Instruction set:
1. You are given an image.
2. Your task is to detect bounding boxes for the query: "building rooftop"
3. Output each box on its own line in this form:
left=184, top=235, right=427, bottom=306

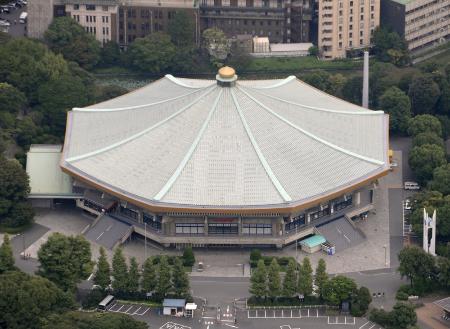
left=163, top=299, right=186, bottom=307
left=300, top=235, right=327, bottom=248
left=389, top=0, right=415, bottom=5
left=61, top=70, right=389, bottom=213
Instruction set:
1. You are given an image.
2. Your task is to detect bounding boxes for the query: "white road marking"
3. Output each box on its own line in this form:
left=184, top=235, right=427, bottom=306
left=132, top=306, right=141, bottom=315
left=106, top=224, right=113, bottom=231
left=359, top=322, right=370, bottom=329
left=224, top=324, right=238, bottom=328
left=368, top=325, right=376, bottom=329
left=139, top=307, right=149, bottom=316
left=87, top=273, right=94, bottom=281
left=96, top=232, right=104, bottom=240
left=159, top=322, right=191, bottom=329
left=116, top=304, right=125, bottom=312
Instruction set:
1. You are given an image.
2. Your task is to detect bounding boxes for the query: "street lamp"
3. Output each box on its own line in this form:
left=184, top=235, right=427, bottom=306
left=383, top=245, right=387, bottom=267
left=144, top=222, right=147, bottom=260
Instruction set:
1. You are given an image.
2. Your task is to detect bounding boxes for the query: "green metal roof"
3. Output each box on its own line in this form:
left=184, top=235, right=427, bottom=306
left=300, top=235, right=326, bottom=248
left=390, top=0, right=415, bottom=5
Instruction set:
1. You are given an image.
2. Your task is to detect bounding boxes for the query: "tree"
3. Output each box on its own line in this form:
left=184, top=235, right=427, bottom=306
left=309, top=46, right=319, bottom=56
left=408, top=144, right=447, bottom=184
left=0, top=271, right=75, bottom=329
left=407, top=114, right=443, bottom=137
left=100, top=41, right=122, bottom=67
left=44, top=17, right=101, bottom=69
left=412, top=132, right=445, bottom=149
left=127, top=257, right=140, bottom=295
left=142, top=257, right=157, bottom=293
left=93, top=247, right=110, bottom=291
left=0, top=234, right=14, bottom=273
left=351, top=286, right=372, bottom=316
left=322, top=275, right=357, bottom=306
left=128, top=33, right=176, bottom=74
left=372, top=27, right=409, bottom=66
left=408, top=75, right=441, bottom=115
left=398, top=246, right=435, bottom=288
left=267, top=258, right=281, bottom=299
left=168, top=11, right=194, bottom=49
left=378, top=87, right=412, bottom=134
left=437, top=256, right=450, bottom=291
left=0, top=82, right=27, bottom=114
left=281, top=260, right=296, bottom=298
left=298, top=257, right=313, bottom=296
left=111, top=248, right=128, bottom=293
left=172, top=257, right=190, bottom=298
left=430, top=164, right=450, bottom=196
left=156, top=255, right=172, bottom=297
left=42, top=311, right=148, bottom=329
left=342, top=76, right=362, bottom=105
left=182, top=246, right=195, bottom=267
left=0, top=156, right=34, bottom=229
left=315, top=258, right=328, bottom=298
left=202, top=27, right=231, bottom=66
left=250, top=259, right=267, bottom=299
left=390, top=302, right=417, bottom=329
left=38, top=233, right=92, bottom=291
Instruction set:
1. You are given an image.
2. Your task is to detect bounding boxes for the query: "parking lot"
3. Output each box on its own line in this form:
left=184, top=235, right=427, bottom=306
left=107, top=302, right=150, bottom=316
left=247, top=307, right=327, bottom=319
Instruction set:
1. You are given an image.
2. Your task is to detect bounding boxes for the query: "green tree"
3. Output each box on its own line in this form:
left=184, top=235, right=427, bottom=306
left=42, top=311, right=148, bottom=329
left=430, top=164, right=450, bottom=196
left=112, top=248, right=128, bottom=293
left=127, top=257, right=140, bottom=295
left=398, top=246, right=435, bottom=288
left=128, top=33, right=176, bottom=74
left=407, top=114, right=443, bottom=137
left=342, top=76, right=362, bottom=105
left=100, top=41, right=122, bottom=67
left=172, top=257, right=190, bottom=298
left=202, top=27, right=231, bottom=65
left=0, top=234, right=14, bottom=273
left=298, top=257, right=313, bottom=296
left=372, top=27, right=409, bottom=66
left=0, top=38, right=69, bottom=102
left=156, top=255, right=172, bottom=297
left=38, top=233, right=92, bottom=291
left=437, top=256, right=450, bottom=291
left=378, top=87, right=412, bottom=134
left=408, top=75, right=441, bottom=115
left=250, top=259, right=267, bottom=299
left=351, top=286, right=372, bottom=316
left=0, top=82, right=27, bottom=114
left=0, top=156, right=34, bottom=229
left=182, top=246, right=195, bottom=267
left=412, top=132, right=445, bottom=149
left=267, top=258, right=281, bottom=299
left=408, top=144, right=447, bottom=184
left=168, top=11, right=195, bottom=48
left=142, top=257, right=157, bottom=293
left=322, top=275, right=357, bottom=306
left=0, top=271, right=75, bottom=329
left=93, top=247, right=111, bottom=291
left=315, top=258, right=328, bottom=298
left=282, top=259, right=297, bottom=298
left=44, top=17, right=101, bottom=69
left=390, top=302, right=417, bottom=329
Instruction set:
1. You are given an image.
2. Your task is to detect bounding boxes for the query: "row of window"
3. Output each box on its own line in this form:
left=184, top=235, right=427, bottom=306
left=73, top=4, right=108, bottom=11
left=202, top=0, right=284, bottom=9
left=176, top=223, right=204, bottom=235
left=242, top=224, right=272, bottom=235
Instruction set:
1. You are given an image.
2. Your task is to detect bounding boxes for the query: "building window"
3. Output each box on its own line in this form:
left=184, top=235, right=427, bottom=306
left=119, top=206, right=138, bottom=220
left=349, top=40, right=353, bottom=46
left=86, top=4, right=96, bottom=10
left=285, top=214, right=305, bottom=232
left=360, top=38, right=364, bottom=45
left=242, top=223, right=272, bottom=235
left=86, top=16, right=89, bottom=22
left=176, top=223, right=203, bottom=235
left=73, top=4, right=79, bottom=10
left=102, top=5, right=108, bottom=11
left=230, top=0, right=237, bottom=6
left=246, top=0, right=253, bottom=8
left=208, top=223, right=238, bottom=235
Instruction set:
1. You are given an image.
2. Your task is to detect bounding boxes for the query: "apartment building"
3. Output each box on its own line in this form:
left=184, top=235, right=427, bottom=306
left=318, top=0, right=380, bottom=59
left=118, top=0, right=200, bottom=47
left=381, top=0, right=450, bottom=52
left=199, top=0, right=313, bottom=43
left=65, top=1, right=119, bottom=44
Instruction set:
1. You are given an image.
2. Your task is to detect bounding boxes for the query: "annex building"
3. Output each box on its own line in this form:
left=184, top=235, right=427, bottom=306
left=28, top=67, right=389, bottom=248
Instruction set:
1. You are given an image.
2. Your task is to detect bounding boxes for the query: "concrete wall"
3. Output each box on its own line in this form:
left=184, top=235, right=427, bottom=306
left=28, top=0, right=55, bottom=39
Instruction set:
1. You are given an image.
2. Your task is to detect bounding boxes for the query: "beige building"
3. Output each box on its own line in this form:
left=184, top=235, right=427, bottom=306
left=318, top=0, right=380, bottom=59
left=381, top=0, right=450, bottom=52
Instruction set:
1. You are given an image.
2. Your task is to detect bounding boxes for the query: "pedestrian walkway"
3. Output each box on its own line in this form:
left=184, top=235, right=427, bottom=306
left=316, top=217, right=365, bottom=252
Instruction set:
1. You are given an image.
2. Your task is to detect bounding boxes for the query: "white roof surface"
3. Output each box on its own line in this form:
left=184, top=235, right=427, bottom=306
left=62, top=75, right=389, bottom=210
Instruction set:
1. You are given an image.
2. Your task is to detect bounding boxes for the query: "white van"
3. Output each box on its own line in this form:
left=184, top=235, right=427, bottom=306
left=404, top=181, right=420, bottom=190
left=19, top=12, right=27, bottom=24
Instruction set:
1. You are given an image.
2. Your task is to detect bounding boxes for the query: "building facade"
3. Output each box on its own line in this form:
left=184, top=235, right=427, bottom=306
left=200, top=0, right=313, bottom=43
left=381, top=0, right=450, bottom=52
left=318, top=0, right=380, bottom=59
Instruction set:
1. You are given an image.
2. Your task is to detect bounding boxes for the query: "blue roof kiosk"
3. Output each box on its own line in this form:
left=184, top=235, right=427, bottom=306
left=299, top=235, right=327, bottom=253
left=163, top=299, right=186, bottom=316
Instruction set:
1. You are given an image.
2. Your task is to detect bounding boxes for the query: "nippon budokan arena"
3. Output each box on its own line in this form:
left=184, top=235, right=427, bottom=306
left=26, top=66, right=389, bottom=251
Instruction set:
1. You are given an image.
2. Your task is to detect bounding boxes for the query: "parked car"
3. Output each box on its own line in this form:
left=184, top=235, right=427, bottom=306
left=404, top=181, right=420, bottom=190
left=0, top=6, right=11, bottom=13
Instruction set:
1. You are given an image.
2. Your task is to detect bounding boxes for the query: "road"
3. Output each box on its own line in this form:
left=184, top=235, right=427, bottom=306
left=0, top=4, right=27, bottom=37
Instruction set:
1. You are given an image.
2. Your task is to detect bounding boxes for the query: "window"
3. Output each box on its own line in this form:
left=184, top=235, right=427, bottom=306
left=360, top=30, right=363, bottom=37
left=285, top=214, right=305, bottom=232
left=214, top=0, right=221, bottom=6
left=119, top=206, right=138, bottom=220
left=230, top=0, right=237, bottom=6
left=208, top=223, right=238, bottom=235
left=246, top=0, right=253, bottom=7
left=86, top=16, right=89, bottom=22
left=349, top=24, right=353, bottom=30
left=93, top=16, right=96, bottom=22
left=349, top=40, right=353, bottom=46
left=73, top=4, right=79, bottom=10
left=102, top=5, right=108, bottom=11
left=242, top=223, right=272, bottom=235
left=86, top=4, right=96, bottom=10
left=176, top=223, right=203, bottom=235
left=360, top=38, right=364, bottom=45
left=349, top=32, right=353, bottom=38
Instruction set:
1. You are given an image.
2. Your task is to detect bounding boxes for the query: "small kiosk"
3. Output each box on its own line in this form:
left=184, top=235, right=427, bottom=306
left=185, top=303, right=198, bottom=317
left=163, top=299, right=186, bottom=316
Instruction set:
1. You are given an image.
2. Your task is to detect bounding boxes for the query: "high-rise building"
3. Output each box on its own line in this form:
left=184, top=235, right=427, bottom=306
left=318, top=0, right=380, bottom=59
left=199, top=0, right=313, bottom=43
left=381, top=0, right=450, bottom=52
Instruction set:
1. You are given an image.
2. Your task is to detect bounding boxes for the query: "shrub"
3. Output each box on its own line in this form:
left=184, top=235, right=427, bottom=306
left=396, top=291, right=409, bottom=301
left=369, top=308, right=392, bottom=327
left=182, top=247, right=195, bottom=267
left=250, top=249, right=262, bottom=262
left=82, top=288, right=107, bottom=309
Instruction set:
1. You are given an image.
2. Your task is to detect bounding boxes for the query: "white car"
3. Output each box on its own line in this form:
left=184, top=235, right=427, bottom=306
left=404, top=199, right=411, bottom=211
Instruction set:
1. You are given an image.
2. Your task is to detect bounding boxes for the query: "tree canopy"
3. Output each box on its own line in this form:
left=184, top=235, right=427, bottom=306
left=372, top=27, right=409, bottom=66
left=202, top=27, right=231, bottom=66
left=111, top=247, right=128, bottom=293
left=430, top=164, right=450, bottom=196
left=128, top=32, right=176, bottom=74
left=168, top=11, right=195, bottom=49
left=0, top=156, right=34, bottom=229
left=0, top=271, right=75, bottom=329
left=408, top=144, right=447, bottom=184
left=298, top=257, right=313, bottom=296
left=378, top=87, right=411, bottom=134
left=44, top=17, right=101, bottom=69
left=38, top=233, right=93, bottom=291
left=408, top=75, right=441, bottom=115
left=315, top=258, right=328, bottom=299
left=250, top=259, right=267, bottom=299
left=282, top=259, right=297, bottom=298
left=408, top=114, right=443, bottom=137
left=0, top=82, right=27, bottom=114
left=172, top=257, right=190, bottom=298
left=267, top=258, right=281, bottom=299
left=93, top=247, right=111, bottom=290
left=322, top=275, right=357, bottom=306
left=398, top=246, right=435, bottom=289
left=0, top=234, right=14, bottom=273
left=141, top=257, right=157, bottom=293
